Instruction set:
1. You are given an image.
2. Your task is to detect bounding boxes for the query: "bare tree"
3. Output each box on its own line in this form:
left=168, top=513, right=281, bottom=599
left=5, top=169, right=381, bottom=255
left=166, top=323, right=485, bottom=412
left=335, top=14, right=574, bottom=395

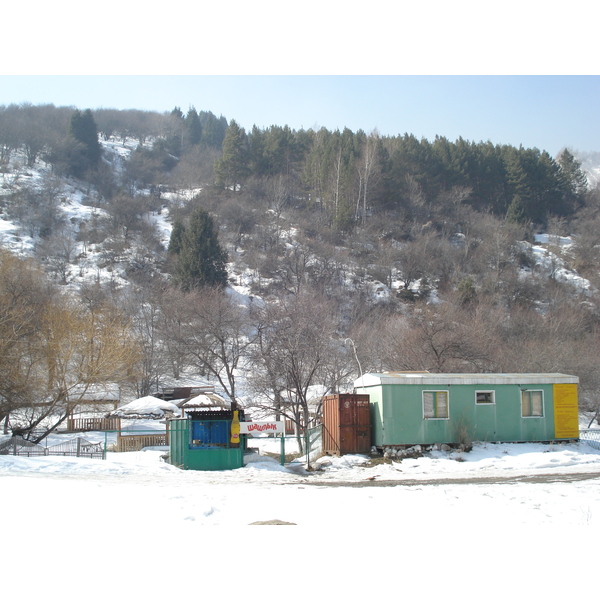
left=356, top=130, right=379, bottom=224
left=397, top=232, right=444, bottom=290
left=171, top=145, right=221, bottom=190
left=575, top=334, right=600, bottom=427
left=156, top=286, right=195, bottom=382
left=305, top=238, right=348, bottom=297
left=22, top=116, right=52, bottom=167
left=0, top=250, right=141, bottom=441
left=571, top=207, right=600, bottom=278
left=276, top=238, right=311, bottom=295
left=0, top=106, right=20, bottom=163
left=0, top=251, right=51, bottom=432
left=116, top=284, right=170, bottom=398
left=11, top=300, right=141, bottom=443
left=217, top=192, right=258, bottom=249
left=176, top=287, right=255, bottom=404
left=248, top=291, right=342, bottom=451
left=35, top=230, right=78, bottom=284
left=372, top=302, right=498, bottom=373
left=105, top=193, right=153, bottom=240
left=470, top=215, right=526, bottom=289
left=7, top=179, right=65, bottom=239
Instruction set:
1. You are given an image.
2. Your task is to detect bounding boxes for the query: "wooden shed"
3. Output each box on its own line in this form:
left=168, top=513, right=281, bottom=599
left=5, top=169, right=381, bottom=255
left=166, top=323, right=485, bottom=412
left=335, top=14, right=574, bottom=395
left=354, top=372, right=579, bottom=448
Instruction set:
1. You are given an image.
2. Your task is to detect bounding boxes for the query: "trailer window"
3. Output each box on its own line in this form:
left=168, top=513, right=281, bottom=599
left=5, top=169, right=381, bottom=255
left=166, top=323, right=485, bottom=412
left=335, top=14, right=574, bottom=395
left=521, top=390, right=543, bottom=417
left=423, top=391, right=449, bottom=419
left=476, top=391, right=495, bottom=405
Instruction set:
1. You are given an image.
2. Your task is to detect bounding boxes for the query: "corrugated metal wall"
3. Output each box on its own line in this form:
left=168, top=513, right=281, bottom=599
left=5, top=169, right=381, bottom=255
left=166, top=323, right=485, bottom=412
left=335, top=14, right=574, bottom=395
left=322, top=394, right=371, bottom=455
left=367, top=381, right=577, bottom=446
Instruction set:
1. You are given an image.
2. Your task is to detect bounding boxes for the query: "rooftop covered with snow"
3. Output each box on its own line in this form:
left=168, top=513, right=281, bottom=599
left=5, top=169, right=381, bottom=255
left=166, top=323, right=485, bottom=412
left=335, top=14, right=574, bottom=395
left=355, top=372, right=579, bottom=387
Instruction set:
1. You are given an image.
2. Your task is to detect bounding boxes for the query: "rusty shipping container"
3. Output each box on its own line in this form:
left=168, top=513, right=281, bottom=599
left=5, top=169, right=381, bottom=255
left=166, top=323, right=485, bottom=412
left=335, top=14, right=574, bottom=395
left=322, top=394, right=371, bottom=455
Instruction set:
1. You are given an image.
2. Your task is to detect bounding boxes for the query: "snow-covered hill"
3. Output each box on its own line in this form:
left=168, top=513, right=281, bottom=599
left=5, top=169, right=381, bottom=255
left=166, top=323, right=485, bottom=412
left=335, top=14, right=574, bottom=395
left=1, top=139, right=598, bottom=300
left=2, top=136, right=600, bottom=415
left=0, top=137, right=175, bottom=292
left=576, top=149, right=600, bottom=188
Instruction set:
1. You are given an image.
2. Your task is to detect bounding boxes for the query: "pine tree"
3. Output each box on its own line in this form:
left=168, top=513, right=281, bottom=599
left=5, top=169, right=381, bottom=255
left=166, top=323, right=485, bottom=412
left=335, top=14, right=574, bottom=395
left=175, top=207, right=228, bottom=290
left=503, top=147, right=534, bottom=221
left=68, top=109, right=101, bottom=176
left=171, top=107, right=183, bottom=119
left=168, top=220, right=185, bottom=255
left=557, top=149, right=588, bottom=213
left=214, top=120, right=249, bottom=190
left=185, top=107, right=202, bottom=147
left=248, top=125, right=268, bottom=176
left=506, top=193, right=528, bottom=224
left=198, top=112, right=228, bottom=149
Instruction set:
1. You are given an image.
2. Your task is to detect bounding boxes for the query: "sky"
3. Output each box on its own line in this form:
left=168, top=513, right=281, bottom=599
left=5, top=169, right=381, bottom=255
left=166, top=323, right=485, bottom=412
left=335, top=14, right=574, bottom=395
left=2, top=2, right=599, bottom=158
left=1, top=75, right=598, bottom=157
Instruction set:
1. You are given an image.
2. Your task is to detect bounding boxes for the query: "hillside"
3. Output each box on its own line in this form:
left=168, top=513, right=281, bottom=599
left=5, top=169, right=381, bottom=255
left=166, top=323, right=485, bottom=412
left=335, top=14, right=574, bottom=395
left=1, top=136, right=174, bottom=290
left=1, top=104, right=600, bottom=440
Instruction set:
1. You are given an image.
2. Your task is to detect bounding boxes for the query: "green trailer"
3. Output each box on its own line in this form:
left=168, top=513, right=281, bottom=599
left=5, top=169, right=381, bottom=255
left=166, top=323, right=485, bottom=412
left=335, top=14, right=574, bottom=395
left=168, top=408, right=246, bottom=470
left=354, top=372, right=579, bottom=448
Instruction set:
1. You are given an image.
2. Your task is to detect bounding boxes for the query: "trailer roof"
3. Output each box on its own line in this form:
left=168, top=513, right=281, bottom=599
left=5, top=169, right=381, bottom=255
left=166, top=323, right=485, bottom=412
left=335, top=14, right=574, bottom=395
left=354, top=372, right=579, bottom=387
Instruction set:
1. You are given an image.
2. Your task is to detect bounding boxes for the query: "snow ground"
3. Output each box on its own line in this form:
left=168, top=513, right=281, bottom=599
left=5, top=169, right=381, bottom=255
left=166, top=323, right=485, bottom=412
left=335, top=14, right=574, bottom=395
left=1, top=438, right=599, bottom=597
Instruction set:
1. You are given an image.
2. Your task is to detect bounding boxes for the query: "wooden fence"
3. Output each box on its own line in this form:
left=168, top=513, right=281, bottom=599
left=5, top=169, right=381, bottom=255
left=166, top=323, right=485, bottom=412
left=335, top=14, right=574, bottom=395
left=67, top=417, right=121, bottom=432
left=116, top=433, right=168, bottom=452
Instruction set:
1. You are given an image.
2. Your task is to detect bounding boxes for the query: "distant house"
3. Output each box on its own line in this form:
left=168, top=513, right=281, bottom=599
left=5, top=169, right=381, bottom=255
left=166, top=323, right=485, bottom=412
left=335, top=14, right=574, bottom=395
left=65, top=384, right=122, bottom=433
left=354, top=372, right=579, bottom=448
left=106, top=396, right=180, bottom=452
left=156, top=386, right=214, bottom=403
left=109, top=396, right=181, bottom=420
left=69, top=383, right=121, bottom=415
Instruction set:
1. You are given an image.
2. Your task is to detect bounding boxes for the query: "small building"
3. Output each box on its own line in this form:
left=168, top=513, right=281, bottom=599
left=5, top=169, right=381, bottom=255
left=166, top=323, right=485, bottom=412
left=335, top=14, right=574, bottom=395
left=157, top=385, right=215, bottom=403
left=66, top=383, right=122, bottom=431
left=354, top=372, right=579, bottom=448
left=108, top=396, right=180, bottom=452
left=109, top=396, right=180, bottom=420
left=168, top=407, right=246, bottom=470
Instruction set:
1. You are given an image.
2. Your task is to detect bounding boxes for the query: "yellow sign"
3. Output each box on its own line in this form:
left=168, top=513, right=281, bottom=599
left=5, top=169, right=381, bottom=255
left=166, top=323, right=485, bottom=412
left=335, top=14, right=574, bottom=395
left=553, top=384, right=579, bottom=439
left=230, top=410, right=241, bottom=445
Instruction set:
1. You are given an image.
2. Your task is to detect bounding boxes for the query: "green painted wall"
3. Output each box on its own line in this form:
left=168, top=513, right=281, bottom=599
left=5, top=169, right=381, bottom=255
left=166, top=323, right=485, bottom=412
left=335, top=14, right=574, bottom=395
left=367, top=382, right=560, bottom=446
left=168, top=419, right=244, bottom=470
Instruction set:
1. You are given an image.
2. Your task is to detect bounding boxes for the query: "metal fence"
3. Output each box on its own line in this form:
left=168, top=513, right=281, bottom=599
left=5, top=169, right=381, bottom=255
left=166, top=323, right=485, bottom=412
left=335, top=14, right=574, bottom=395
left=580, top=428, right=600, bottom=450
left=249, top=424, right=323, bottom=467
left=306, top=424, right=323, bottom=464
left=0, top=435, right=104, bottom=458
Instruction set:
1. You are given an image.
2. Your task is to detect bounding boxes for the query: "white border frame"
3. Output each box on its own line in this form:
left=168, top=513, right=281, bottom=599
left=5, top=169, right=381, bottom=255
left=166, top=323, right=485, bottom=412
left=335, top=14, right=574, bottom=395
left=475, top=390, right=496, bottom=405
left=520, top=389, right=544, bottom=418
left=422, top=390, right=450, bottom=420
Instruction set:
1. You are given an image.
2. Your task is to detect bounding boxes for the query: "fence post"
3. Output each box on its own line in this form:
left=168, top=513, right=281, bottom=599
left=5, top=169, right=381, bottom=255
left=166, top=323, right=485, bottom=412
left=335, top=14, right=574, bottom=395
left=306, top=430, right=310, bottom=470
left=76, top=437, right=81, bottom=457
